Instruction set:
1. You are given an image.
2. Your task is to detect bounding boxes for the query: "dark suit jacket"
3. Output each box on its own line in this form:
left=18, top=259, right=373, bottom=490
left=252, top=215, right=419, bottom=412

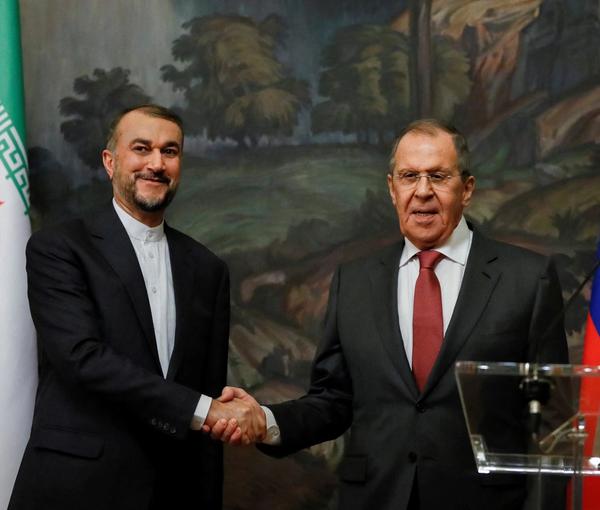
left=261, top=228, right=568, bottom=510
left=9, top=206, right=230, bottom=510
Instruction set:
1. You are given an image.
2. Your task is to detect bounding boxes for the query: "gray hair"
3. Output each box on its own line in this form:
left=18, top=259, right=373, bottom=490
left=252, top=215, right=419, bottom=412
left=388, top=119, right=470, bottom=178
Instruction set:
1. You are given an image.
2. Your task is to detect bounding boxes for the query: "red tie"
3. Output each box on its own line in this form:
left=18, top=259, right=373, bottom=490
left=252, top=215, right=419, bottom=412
left=412, top=250, right=444, bottom=391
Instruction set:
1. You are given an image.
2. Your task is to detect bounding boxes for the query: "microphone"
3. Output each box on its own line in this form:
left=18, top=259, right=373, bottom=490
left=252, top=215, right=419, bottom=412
left=520, top=371, right=552, bottom=440
left=522, top=256, right=600, bottom=440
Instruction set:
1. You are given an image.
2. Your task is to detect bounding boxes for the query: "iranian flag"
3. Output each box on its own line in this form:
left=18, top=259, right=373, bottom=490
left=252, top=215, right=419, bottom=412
left=0, top=1, right=37, bottom=508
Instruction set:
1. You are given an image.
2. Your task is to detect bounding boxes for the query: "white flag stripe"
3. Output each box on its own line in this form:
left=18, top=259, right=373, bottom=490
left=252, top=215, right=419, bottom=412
left=0, top=103, right=36, bottom=509
left=0, top=105, right=8, bottom=132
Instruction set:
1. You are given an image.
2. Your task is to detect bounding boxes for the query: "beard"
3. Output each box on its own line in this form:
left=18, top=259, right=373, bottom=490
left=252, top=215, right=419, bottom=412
left=132, top=179, right=177, bottom=212
left=116, top=168, right=178, bottom=213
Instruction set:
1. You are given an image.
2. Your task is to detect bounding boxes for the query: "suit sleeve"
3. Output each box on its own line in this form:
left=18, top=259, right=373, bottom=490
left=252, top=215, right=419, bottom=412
left=528, top=256, right=569, bottom=364
left=26, top=229, right=201, bottom=439
left=260, top=267, right=354, bottom=457
left=202, top=264, right=230, bottom=398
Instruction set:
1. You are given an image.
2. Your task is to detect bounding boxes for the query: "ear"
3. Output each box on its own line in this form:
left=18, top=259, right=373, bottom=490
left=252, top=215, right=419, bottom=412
left=102, top=149, right=115, bottom=180
left=461, top=175, right=476, bottom=207
left=387, top=173, right=397, bottom=206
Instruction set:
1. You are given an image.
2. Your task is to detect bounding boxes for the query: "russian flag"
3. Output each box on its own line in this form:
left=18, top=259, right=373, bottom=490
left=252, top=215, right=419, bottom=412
left=578, top=240, right=600, bottom=508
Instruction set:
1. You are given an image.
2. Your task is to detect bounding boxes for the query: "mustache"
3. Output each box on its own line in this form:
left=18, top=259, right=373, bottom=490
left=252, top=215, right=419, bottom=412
left=135, top=172, right=170, bottom=184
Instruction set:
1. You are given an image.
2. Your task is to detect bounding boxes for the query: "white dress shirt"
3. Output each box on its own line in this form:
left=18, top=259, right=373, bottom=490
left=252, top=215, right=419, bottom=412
left=113, top=200, right=211, bottom=427
left=397, top=216, right=473, bottom=367
left=263, top=217, right=473, bottom=446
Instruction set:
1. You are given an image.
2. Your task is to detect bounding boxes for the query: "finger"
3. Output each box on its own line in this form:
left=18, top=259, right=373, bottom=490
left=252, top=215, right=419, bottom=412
left=219, top=419, right=238, bottom=443
left=227, top=426, right=243, bottom=446
left=210, top=418, right=229, bottom=440
left=232, top=387, right=249, bottom=398
left=223, top=386, right=249, bottom=399
left=218, top=387, right=236, bottom=403
left=201, top=424, right=210, bottom=434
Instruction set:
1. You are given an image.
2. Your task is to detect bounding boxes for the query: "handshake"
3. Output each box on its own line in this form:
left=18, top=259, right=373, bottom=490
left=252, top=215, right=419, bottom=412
left=202, top=387, right=268, bottom=446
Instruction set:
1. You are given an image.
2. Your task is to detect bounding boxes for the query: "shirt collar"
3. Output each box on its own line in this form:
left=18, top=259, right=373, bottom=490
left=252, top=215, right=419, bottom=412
left=399, top=216, right=472, bottom=267
left=112, top=198, right=165, bottom=242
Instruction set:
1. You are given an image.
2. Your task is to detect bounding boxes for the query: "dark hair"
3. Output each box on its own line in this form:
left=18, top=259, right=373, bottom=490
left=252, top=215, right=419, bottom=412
left=388, top=118, right=470, bottom=178
left=105, top=104, right=184, bottom=152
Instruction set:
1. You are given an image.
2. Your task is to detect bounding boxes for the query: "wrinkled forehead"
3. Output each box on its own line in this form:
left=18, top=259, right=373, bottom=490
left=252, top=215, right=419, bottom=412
left=393, top=131, right=458, bottom=171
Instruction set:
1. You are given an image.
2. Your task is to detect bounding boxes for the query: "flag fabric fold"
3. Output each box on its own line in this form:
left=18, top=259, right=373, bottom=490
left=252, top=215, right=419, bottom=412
left=0, top=1, right=37, bottom=508
left=582, top=242, right=600, bottom=365
left=579, top=239, right=600, bottom=509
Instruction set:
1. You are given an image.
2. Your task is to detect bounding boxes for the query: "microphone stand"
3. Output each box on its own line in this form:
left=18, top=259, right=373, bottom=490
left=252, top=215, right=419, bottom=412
left=522, top=257, right=600, bottom=441
left=520, top=256, right=599, bottom=510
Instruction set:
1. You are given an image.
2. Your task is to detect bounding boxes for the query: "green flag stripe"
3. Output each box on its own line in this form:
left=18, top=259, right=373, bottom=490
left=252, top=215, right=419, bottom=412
left=0, top=102, right=30, bottom=214
left=0, top=0, right=26, bottom=144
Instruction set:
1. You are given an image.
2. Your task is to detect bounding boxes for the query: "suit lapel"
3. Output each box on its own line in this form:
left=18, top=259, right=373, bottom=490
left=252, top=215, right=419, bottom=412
left=87, top=206, right=161, bottom=373
left=422, top=230, right=501, bottom=396
left=368, top=241, right=420, bottom=399
left=165, top=226, right=194, bottom=381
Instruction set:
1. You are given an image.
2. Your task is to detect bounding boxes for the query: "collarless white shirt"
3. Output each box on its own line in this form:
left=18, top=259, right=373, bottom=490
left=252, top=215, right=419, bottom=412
left=397, top=216, right=473, bottom=368
left=113, top=200, right=212, bottom=427
left=113, top=199, right=176, bottom=378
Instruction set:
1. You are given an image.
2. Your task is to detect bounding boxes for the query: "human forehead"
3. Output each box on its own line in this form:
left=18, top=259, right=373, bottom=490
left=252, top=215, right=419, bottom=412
left=114, top=111, right=183, bottom=147
left=392, top=131, right=457, bottom=172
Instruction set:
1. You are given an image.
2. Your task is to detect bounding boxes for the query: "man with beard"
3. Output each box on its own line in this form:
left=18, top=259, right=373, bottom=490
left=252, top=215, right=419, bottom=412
left=9, top=105, right=258, bottom=510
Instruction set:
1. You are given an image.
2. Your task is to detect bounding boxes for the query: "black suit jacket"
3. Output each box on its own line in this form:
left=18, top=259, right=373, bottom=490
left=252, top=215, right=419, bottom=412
left=9, top=206, right=230, bottom=510
left=261, top=229, right=568, bottom=510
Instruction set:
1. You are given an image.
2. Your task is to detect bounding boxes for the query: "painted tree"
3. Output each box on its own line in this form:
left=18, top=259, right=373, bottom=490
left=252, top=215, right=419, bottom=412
left=59, top=68, right=151, bottom=170
left=430, top=37, right=471, bottom=121
left=161, top=14, right=310, bottom=148
left=409, top=0, right=433, bottom=118
left=408, top=0, right=470, bottom=120
left=312, top=22, right=471, bottom=143
left=311, top=24, right=410, bottom=145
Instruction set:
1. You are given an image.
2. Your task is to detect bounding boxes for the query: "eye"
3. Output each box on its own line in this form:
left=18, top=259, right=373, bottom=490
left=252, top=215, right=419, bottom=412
left=132, top=145, right=150, bottom=154
left=429, top=173, right=447, bottom=183
left=162, top=147, right=180, bottom=157
left=400, top=171, right=419, bottom=181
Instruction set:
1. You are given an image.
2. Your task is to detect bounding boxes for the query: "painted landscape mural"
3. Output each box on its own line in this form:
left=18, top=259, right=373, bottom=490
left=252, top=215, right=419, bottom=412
left=20, top=0, right=600, bottom=508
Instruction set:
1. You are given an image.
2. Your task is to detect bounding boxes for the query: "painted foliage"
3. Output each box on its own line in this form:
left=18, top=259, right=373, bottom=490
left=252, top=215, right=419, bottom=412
left=21, top=0, right=600, bottom=508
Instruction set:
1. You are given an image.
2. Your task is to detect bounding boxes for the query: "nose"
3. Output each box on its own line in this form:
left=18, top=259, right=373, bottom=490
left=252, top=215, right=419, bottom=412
left=147, top=149, right=165, bottom=171
left=414, top=175, right=434, bottom=197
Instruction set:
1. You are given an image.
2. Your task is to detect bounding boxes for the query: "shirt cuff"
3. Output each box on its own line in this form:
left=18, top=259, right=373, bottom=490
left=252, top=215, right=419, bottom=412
left=261, top=405, right=281, bottom=445
left=190, top=394, right=212, bottom=430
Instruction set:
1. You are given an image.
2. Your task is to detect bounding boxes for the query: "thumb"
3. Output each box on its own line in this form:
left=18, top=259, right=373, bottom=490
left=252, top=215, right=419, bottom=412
left=218, top=386, right=236, bottom=402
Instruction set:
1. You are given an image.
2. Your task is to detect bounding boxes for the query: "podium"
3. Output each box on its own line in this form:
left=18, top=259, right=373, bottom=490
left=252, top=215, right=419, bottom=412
left=455, top=362, right=600, bottom=510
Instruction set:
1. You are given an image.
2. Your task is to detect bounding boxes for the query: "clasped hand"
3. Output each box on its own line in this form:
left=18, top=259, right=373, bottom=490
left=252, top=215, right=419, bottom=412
left=203, top=386, right=266, bottom=446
